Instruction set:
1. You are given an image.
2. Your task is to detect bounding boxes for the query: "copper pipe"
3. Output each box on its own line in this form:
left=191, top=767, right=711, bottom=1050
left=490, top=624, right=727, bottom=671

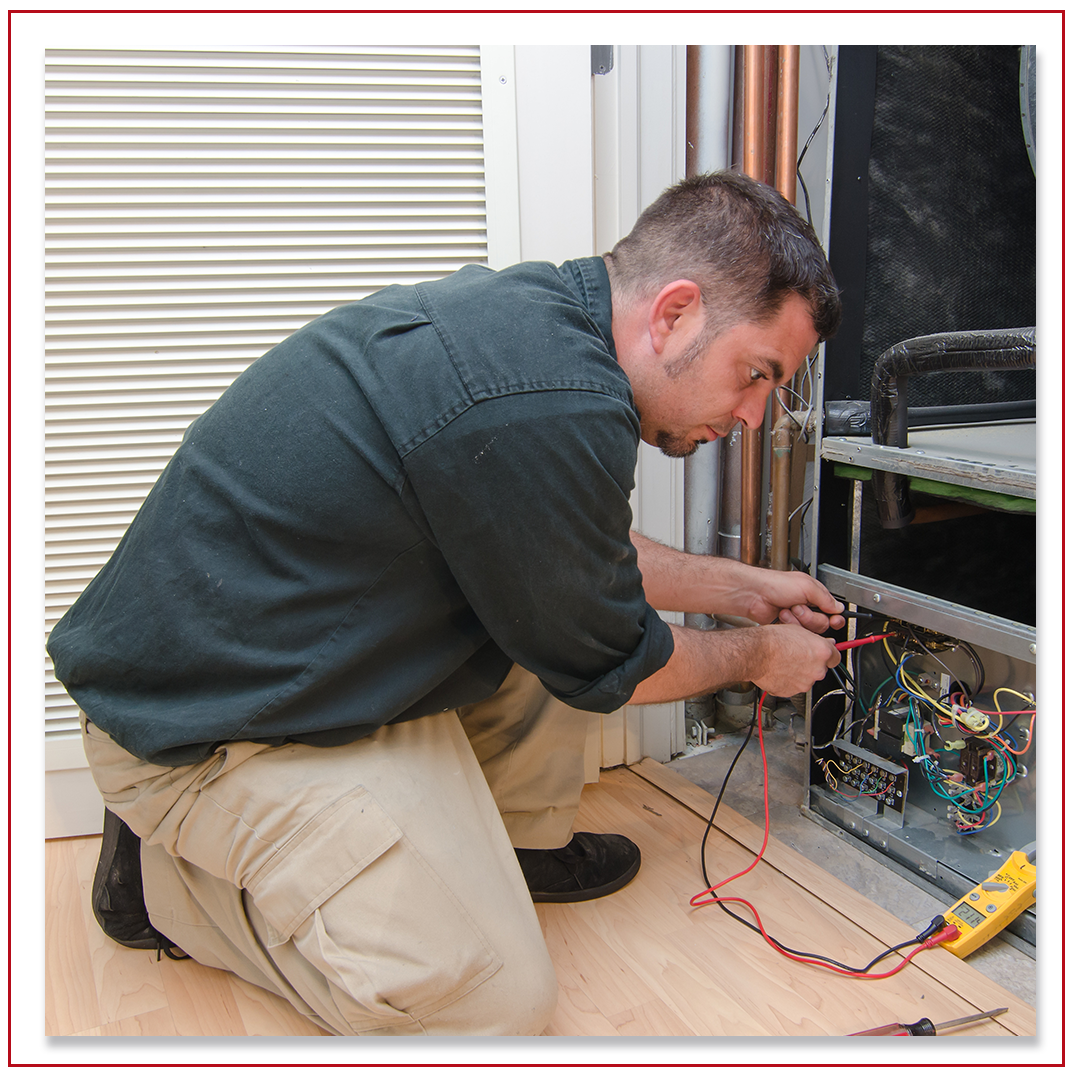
left=742, top=46, right=766, bottom=182
left=775, top=45, right=800, bottom=204
left=765, top=44, right=802, bottom=571
left=739, top=46, right=772, bottom=567
left=762, top=46, right=779, bottom=186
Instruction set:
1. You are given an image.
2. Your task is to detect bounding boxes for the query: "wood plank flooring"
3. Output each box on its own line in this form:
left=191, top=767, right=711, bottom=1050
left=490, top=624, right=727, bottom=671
left=43, top=761, right=1035, bottom=1039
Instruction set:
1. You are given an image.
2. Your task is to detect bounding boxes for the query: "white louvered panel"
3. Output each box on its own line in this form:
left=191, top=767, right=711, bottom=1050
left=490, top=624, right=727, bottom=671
left=45, top=45, right=489, bottom=740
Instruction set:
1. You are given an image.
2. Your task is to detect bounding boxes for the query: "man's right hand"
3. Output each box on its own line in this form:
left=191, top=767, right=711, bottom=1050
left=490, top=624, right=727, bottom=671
left=747, top=623, right=841, bottom=699
left=626, top=621, right=841, bottom=706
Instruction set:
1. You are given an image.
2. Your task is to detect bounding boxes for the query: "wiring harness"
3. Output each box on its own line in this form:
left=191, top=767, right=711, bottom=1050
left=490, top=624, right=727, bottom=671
left=811, top=619, right=1035, bottom=836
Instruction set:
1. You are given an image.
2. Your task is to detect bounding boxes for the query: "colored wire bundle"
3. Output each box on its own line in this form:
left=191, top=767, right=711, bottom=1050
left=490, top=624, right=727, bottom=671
left=854, top=627, right=1035, bottom=836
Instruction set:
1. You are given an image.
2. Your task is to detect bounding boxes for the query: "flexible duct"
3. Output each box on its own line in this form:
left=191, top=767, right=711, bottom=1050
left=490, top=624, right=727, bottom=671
left=869, top=327, right=1036, bottom=528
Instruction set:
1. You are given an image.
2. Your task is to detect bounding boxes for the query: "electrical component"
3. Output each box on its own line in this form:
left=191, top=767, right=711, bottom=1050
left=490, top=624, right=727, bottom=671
left=821, top=739, right=907, bottom=819
left=938, top=845, right=1036, bottom=958
left=810, top=617, right=1035, bottom=838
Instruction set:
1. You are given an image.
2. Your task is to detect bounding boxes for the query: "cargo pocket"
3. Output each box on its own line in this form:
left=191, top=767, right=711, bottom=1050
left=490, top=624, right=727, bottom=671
left=246, top=785, right=502, bottom=1029
left=246, top=785, right=402, bottom=947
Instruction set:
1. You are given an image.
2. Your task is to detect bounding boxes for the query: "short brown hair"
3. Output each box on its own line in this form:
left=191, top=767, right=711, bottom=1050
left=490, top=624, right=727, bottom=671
left=606, top=170, right=841, bottom=341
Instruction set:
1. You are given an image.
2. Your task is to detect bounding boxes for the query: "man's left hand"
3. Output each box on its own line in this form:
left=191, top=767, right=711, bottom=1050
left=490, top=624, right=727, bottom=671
left=726, top=564, right=846, bottom=634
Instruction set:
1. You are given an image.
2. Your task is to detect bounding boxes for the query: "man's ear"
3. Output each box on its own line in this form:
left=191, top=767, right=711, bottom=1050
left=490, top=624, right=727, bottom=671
left=647, top=280, right=704, bottom=354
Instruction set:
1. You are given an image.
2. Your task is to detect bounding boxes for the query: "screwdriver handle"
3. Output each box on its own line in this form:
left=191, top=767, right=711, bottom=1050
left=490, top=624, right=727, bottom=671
left=851, top=1018, right=936, bottom=1036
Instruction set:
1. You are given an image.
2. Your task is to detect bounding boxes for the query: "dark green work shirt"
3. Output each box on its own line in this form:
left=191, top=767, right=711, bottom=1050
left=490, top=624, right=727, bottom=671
left=47, top=257, right=675, bottom=765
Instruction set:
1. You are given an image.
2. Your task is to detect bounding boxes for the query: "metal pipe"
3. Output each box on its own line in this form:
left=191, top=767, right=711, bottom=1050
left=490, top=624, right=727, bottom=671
left=768, top=412, right=797, bottom=569
left=742, top=45, right=767, bottom=183
left=718, top=426, right=742, bottom=560
left=766, top=45, right=801, bottom=568
left=739, top=45, right=770, bottom=567
left=684, top=44, right=732, bottom=588
left=775, top=45, right=801, bottom=204
left=718, top=46, right=745, bottom=571
left=684, top=46, right=734, bottom=742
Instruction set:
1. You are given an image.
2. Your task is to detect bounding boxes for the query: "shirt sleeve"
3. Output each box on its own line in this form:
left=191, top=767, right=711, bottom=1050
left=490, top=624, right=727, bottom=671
left=401, top=388, right=674, bottom=712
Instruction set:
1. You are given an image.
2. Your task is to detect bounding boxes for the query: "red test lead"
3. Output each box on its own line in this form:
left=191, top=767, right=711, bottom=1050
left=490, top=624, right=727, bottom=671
left=835, top=632, right=895, bottom=651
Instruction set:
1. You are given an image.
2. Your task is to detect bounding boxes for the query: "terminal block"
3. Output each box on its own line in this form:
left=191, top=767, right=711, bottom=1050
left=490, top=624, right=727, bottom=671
left=825, top=739, right=909, bottom=822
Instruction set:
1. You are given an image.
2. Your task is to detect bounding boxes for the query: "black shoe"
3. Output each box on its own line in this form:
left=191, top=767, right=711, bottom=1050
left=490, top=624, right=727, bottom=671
left=91, top=808, right=187, bottom=959
left=514, top=832, right=641, bottom=903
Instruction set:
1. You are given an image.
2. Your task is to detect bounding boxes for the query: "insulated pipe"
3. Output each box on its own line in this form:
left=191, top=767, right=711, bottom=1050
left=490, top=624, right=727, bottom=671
left=869, top=327, right=1037, bottom=528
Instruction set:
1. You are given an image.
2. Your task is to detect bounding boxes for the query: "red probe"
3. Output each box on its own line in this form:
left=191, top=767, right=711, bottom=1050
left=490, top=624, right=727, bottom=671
left=849, top=1006, right=1007, bottom=1036
left=835, top=632, right=895, bottom=651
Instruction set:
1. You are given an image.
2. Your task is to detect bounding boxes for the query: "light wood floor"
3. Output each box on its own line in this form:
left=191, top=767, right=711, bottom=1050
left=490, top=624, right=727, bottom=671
left=44, top=759, right=1035, bottom=1038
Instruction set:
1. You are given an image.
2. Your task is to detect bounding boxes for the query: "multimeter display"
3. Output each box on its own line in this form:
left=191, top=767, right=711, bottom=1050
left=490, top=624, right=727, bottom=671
left=951, top=901, right=986, bottom=928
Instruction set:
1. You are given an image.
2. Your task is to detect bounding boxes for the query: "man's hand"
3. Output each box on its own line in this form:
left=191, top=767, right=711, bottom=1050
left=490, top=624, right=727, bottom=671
left=626, top=621, right=840, bottom=706
left=728, top=563, right=847, bottom=634
left=631, top=531, right=846, bottom=635
left=748, top=623, right=841, bottom=698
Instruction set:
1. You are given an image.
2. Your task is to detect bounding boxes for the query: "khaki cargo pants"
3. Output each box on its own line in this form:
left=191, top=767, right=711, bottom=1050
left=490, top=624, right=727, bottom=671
left=81, top=665, right=589, bottom=1035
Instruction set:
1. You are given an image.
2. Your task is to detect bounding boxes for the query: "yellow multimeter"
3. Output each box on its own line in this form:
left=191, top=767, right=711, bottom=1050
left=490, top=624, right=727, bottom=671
left=939, top=844, right=1036, bottom=958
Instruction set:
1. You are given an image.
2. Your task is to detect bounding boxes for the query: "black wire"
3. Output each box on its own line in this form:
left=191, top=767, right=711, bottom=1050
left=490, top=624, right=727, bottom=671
left=957, top=641, right=986, bottom=696
left=697, top=691, right=924, bottom=973
left=794, top=48, right=833, bottom=233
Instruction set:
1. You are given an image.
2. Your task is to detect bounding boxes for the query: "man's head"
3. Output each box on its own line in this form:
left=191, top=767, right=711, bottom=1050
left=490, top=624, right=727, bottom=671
left=606, top=170, right=840, bottom=343
left=606, top=171, right=841, bottom=457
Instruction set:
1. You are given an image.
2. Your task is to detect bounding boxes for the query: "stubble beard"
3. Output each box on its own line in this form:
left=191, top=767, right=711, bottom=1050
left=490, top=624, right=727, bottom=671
left=656, top=330, right=712, bottom=459
left=656, top=430, right=705, bottom=458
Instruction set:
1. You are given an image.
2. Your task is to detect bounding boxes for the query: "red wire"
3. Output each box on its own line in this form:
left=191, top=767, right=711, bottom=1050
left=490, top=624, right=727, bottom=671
left=689, top=694, right=952, bottom=979
left=696, top=894, right=937, bottom=978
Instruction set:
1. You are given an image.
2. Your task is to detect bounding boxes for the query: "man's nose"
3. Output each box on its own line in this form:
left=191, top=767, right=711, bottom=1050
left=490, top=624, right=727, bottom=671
left=734, top=392, right=769, bottom=430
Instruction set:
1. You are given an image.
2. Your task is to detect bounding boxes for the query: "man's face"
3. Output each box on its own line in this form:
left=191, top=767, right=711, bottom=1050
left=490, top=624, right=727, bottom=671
left=641, top=293, right=819, bottom=459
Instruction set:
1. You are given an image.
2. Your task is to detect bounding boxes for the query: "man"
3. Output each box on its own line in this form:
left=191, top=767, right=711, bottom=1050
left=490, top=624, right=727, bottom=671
left=48, top=170, right=845, bottom=1035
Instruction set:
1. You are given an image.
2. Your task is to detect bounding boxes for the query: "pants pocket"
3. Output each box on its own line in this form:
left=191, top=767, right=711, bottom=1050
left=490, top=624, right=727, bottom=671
left=246, top=787, right=502, bottom=1030
left=246, top=785, right=401, bottom=946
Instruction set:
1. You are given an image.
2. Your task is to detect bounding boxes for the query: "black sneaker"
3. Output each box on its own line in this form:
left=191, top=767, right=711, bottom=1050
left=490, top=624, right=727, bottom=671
left=90, top=808, right=187, bottom=959
left=514, top=832, right=641, bottom=903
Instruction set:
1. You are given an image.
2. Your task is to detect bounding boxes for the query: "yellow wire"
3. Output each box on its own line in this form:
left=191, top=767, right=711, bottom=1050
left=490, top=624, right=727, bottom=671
left=895, top=659, right=952, bottom=719
left=994, top=686, right=1036, bottom=712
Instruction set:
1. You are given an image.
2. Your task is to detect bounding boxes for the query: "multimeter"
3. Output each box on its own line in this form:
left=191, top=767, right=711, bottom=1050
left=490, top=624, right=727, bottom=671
left=939, top=844, right=1036, bottom=958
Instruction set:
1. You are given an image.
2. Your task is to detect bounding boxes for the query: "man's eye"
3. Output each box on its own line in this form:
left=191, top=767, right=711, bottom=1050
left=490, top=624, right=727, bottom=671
left=750, top=368, right=767, bottom=381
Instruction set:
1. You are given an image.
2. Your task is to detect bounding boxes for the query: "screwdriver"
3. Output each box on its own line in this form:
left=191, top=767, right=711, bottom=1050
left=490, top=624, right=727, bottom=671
left=849, top=1007, right=1008, bottom=1036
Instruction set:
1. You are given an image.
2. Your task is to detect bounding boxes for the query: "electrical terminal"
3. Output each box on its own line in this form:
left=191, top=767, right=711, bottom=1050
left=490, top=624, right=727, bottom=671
left=951, top=704, right=990, bottom=732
